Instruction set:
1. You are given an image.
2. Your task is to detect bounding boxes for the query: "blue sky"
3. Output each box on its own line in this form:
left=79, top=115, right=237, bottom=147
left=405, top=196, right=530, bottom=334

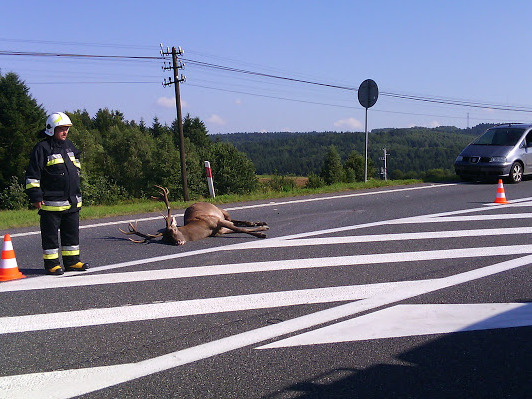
left=2, top=1, right=532, bottom=134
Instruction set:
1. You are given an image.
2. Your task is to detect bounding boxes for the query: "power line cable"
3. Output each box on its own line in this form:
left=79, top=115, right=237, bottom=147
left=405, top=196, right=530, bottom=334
left=187, top=82, right=510, bottom=122
left=2, top=49, right=532, bottom=114
left=183, top=58, right=532, bottom=113
left=0, top=38, right=154, bottom=50
left=0, top=50, right=163, bottom=61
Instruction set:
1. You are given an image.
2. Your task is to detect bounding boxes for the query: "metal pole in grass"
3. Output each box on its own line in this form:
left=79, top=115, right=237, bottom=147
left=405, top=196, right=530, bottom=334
left=358, top=79, right=379, bottom=182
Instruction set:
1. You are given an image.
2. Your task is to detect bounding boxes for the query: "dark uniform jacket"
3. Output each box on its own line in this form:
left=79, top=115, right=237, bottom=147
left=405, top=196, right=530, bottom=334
left=25, top=137, right=82, bottom=212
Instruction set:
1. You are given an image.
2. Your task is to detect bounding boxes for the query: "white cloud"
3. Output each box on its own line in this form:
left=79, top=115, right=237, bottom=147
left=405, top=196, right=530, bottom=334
left=156, top=96, right=175, bottom=108
left=334, top=117, right=363, bottom=130
left=156, top=96, right=188, bottom=109
left=235, top=99, right=242, bottom=105
left=430, top=121, right=440, bottom=128
left=208, top=114, right=226, bottom=125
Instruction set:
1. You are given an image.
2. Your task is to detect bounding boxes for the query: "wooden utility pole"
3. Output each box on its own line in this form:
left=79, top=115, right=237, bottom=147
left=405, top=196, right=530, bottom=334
left=161, top=44, right=189, bottom=201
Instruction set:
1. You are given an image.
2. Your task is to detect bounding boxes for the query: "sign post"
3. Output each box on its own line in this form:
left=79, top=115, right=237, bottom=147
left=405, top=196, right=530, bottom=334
left=358, top=79, right=379, bottom=182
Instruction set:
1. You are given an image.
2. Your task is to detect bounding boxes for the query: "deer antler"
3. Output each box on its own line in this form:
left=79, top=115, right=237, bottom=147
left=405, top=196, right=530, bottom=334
left=119, top=221, right=163, bottom=243
left=151, top=185, right=173, bottom=230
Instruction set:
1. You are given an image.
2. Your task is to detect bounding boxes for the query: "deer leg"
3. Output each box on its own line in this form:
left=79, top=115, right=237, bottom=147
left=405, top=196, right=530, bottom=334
left=217, top=220, right=268, bottom=238
left=219, top=208, right=267, bottom=228
left=231, top=219, right=268, bottom=227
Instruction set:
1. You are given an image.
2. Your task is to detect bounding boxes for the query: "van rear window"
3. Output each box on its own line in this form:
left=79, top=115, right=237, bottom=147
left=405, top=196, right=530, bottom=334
left=473, top=128, right=524, bottom=146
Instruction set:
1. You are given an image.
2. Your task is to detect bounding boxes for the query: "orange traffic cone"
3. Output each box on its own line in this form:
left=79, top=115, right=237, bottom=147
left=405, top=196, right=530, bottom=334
left=494, top=179, right=509, bottom=204
left=0, top=234, right=26, bottom=281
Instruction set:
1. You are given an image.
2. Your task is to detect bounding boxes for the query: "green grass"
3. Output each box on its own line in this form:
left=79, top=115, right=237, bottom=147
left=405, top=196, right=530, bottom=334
left=0, top=179, right=421, bottom=231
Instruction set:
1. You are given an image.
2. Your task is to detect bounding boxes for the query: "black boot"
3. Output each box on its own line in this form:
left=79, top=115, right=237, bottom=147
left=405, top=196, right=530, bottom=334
left=64, top=262, right=89, bottom=272
left=44, top=260, right=64, bottom=275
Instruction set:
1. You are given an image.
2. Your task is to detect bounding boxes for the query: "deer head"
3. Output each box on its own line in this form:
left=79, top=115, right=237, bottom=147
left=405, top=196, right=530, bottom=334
left=150, top=185, right=187, bottom=245
left=120, top=185, right=185, bottom=245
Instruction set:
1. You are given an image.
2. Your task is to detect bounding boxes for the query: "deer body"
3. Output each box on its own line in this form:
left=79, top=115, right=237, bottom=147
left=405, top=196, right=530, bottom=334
left=121, top=187, right=268, bottom=245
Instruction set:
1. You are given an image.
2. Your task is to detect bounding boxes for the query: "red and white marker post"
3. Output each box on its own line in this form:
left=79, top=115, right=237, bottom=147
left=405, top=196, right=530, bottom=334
left=204, top=161, right=216, bottom=198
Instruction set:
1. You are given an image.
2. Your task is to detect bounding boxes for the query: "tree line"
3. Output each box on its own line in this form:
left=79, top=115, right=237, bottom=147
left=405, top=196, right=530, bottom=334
left=0, top=72, right=257, bottom=209
left=215, top=124, right=494, bottom=179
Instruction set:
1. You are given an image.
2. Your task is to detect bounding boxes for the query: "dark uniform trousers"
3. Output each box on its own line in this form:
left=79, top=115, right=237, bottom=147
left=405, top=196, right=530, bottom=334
left=40, top=209, right=80, bottom=269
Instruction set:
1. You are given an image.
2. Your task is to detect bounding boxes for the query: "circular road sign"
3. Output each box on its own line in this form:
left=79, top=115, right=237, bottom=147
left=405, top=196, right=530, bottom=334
left=358, top=79, right=379, bottom=109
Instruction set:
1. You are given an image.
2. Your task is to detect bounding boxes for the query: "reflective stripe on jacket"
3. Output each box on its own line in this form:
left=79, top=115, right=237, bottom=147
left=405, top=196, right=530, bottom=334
left=25, top=137, right=82, bottom=211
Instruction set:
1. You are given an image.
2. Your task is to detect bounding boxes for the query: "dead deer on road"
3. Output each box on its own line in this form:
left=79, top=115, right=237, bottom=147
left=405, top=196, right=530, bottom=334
left=120, top=186, right=268, bottom=245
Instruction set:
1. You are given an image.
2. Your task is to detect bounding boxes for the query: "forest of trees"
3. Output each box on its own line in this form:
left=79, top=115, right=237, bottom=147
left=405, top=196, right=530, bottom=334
left=215, top=123, right=494, bottom=179
left=0, top=71, right=498, bottom=210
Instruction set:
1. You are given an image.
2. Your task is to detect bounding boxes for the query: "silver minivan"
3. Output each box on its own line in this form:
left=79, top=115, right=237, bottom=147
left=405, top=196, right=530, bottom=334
left=454, top=123, right=532, bottom=183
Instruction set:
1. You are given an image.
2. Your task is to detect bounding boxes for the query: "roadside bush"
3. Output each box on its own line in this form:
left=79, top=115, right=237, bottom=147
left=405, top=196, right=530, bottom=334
left=345, top=168, right=356, bottom=183
left=344, top=150, right=366, bottom=182
left=267, top=175, right=297, bottom=192
left=422, top=168, right=455, bottom=182
left=208, top=142, right=258, bottom=195
left=320, top=145, right=345, bottom=185
left=305, top=173, right=325, bottom=189
left=390, top=169, right=404, bottom=180
left=81, top=175, right=128, bottom=206
left=0, top=176, right=28, bottom=210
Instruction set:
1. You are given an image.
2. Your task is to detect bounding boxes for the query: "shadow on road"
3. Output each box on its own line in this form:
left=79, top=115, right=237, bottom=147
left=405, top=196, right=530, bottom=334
left=265, top=307, right=532, bottom=398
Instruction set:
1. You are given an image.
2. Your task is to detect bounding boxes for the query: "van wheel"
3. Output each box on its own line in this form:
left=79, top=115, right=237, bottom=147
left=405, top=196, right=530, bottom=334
left=508, top=162, right=523, bottom=183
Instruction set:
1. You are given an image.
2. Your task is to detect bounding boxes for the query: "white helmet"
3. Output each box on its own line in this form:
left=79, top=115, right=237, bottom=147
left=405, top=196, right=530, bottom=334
left=45, top=112, right=72, bottom=136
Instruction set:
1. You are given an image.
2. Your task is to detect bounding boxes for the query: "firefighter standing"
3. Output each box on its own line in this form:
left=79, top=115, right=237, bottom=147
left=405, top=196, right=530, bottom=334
left=25, top=112, right=89, bottom=275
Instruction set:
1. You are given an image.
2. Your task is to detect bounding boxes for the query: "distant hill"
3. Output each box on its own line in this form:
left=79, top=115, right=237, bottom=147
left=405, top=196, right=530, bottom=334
left=214, top=124, right=496, bottom=177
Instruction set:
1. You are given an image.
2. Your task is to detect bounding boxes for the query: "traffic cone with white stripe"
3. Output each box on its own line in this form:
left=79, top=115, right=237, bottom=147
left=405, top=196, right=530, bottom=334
left=494, top=179, right=509, bottom=204
left=0, top=234, right=26, bottom=281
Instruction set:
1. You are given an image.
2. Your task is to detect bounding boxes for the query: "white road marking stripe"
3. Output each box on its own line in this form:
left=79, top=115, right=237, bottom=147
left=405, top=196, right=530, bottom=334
left=257, top=303, right=532, bottom=348
left=280, top=212, right=532, bottom=240
left=2, top=254, right=531, bottom=399
left=415, top=213, right=532, bottom=222
left=2, top=244, right=532, bottom=293
left=0, top=282, right=418, bottom=334
left=268, top=226, right=532, bottom=246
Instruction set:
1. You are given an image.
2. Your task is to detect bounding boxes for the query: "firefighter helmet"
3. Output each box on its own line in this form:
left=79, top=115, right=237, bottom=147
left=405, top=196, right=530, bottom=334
left=45, top=112, right=72, bottom=136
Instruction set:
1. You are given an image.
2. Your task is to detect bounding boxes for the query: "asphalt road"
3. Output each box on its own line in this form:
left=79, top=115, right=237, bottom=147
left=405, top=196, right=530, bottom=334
left=1, top=181, right=531, bottom=398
